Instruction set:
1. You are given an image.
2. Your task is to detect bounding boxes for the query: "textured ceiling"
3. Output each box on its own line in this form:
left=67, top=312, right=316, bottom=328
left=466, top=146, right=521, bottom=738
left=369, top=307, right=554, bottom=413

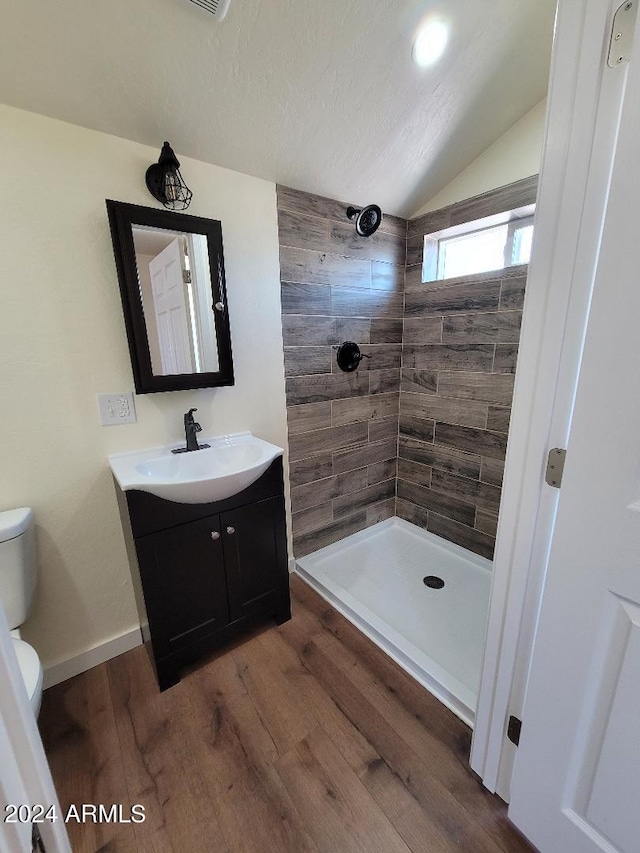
left=0, top=0, right=556, bottom=216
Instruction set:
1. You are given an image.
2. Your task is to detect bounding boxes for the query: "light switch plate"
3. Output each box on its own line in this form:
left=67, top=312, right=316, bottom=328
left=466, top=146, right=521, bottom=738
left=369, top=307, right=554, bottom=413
left=97, top=392, right=136, bottom=426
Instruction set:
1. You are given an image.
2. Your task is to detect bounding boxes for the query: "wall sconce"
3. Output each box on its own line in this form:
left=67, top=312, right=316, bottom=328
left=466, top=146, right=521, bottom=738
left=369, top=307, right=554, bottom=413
left=145, top=141, right=193, bottom=211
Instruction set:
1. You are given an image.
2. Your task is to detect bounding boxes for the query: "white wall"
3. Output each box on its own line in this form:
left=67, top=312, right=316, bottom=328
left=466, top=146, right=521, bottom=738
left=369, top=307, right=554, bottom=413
left=0, top=104, right=287, bottom=677
left=413, top=99, right=547, bottom=216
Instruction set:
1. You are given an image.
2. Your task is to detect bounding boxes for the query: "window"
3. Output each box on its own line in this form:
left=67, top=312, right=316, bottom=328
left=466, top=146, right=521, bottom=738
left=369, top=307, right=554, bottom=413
left=422, top=207, right=535, bottom=283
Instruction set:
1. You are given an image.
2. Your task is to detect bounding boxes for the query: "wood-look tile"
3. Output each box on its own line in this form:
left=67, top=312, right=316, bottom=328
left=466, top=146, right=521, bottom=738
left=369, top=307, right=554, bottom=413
left=286, top=372, right=369, bottom=405
left=336, top=318, right=372, bottom=343
left=405, top=281, right=501, bottom=317
left=288, top=421, right=368, bottom=462
left=435, top=423, right=507, bottom=461
left=431, top=469, right=501, bottom=514
left=437, top=371, right=515, bottom=406
left=398, top=415, right=435, bottom=443
left=401, top=393, right=488, bottom=429
left=281, top=282, right=331, bottom=315
left=366, top=497, right=396, bottom=524
left=480, top=457, right=505, bottom=486
left=403, top=317, right=443, bottom=344
left=332, top=393, right=399, bottom=426
left=368, top=459, right=397, bottom=485
left=331, top=287, right=404, bottom=319
left=403, top=265, right=424, bottom=292
left=371, top=318, right=403, bottom=343
left=451, top=176, right=538, bottom=229
left=289, top=453, right=334, bottom=488
left=427, top=513, right=495, bottom=561
left=280, top=247, right=371, bottom=288
left=442, top=311, right=522, bottom=344
left=333, top=479, right=395, bottom=520
left=499, top=276, right=527, bottom=311
left=288, top=402, right=332, bottom=435
left=294, top=511, right=368, bottom=557
left=397, top=479, right=476, bottom=527
left=329, top=222, right=406, bottom=265
left=376, top=215, right=408, bottom=239
left=292, top=503, right=334, bottom=536
left=476, top=509, right=499, bottom=537
left=291, top=468, right=369, bottom=513
left=277, top=184, right=350, bottom=223
left=405, top=234, right=424, bottom=268
left=486, top=406, right=511, bottom=433
left=282, top=315, right=332, bottom=346
left=369, top=369, right=401, bottom=395
left=332, top=344, right=402, bottom=373
left=278, top=208, right=330, bottom=252
left=396, top=498, right=429, bottom=529
left=407, top=176, right=537, bottom=238
left=284, top=347, right=332, bottom=377
left=397, top=458, right=432, bottom=489
left=371, top=262, right=405, bottom=292
left=369, top=416, right=399, bottom=443
left=399, top=436, right=481, bottom=480
left=400, top=368, right=438, bottom=395
left=493, top=344, right=519, bottom=374
left=333, top=438, right=397, bottom=475
left=403, top=344, right=494, bottom=372
left=407, top=208, right=452, bottom=239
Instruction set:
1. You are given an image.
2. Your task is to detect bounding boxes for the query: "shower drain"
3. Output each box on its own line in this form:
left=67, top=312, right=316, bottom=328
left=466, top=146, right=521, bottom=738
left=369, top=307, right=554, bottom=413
left=423, top=575, right=445, bottom=589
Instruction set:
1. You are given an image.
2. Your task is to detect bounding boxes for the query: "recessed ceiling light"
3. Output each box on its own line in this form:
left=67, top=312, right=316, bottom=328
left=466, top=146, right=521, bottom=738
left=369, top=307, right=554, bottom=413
left=413, top=20, right=449, bottom=67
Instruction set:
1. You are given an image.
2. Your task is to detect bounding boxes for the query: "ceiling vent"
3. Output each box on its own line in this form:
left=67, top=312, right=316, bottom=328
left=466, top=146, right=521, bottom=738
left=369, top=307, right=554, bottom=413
left=188, top=0, right=232, bottom=20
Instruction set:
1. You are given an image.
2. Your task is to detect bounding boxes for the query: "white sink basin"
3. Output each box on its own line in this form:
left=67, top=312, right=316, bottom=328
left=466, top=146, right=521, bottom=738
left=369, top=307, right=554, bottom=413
left=109, top=432, right=284, bottom=504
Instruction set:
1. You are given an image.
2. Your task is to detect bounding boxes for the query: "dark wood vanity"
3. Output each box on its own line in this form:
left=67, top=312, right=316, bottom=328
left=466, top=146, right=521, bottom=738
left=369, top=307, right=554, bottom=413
left=117, top=458, right=290, bottom=690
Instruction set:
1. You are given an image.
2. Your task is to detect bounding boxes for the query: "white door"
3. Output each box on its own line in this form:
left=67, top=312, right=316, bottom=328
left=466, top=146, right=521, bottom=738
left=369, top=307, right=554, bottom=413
left=148, top=238, right=195, bottom=375
left=509, top=13, right=640, bottom=853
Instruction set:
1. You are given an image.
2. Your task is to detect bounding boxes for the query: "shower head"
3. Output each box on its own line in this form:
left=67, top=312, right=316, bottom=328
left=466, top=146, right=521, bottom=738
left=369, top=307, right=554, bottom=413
left=346, top=204, right=382, bottom=237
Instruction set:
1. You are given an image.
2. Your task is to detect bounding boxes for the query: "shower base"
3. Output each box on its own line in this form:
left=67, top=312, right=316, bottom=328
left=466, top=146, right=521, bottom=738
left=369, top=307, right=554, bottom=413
left=295, top=517, right=492, bottom=726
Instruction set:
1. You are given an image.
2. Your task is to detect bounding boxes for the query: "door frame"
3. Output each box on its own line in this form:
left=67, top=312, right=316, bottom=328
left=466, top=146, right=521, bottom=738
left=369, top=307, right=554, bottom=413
left=0, top=605, right=71, bottom=852
left=471, top=0, right=632, bottom=798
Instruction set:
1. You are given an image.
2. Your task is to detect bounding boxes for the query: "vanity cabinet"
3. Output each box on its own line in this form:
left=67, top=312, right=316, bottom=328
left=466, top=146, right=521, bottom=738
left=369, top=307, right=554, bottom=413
left=119, top=458, right=290, bottom=690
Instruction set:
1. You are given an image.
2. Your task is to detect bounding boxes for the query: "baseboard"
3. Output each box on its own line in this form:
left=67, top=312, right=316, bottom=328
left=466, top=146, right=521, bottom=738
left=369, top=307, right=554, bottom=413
left=42, top=627, right=143, bottom=689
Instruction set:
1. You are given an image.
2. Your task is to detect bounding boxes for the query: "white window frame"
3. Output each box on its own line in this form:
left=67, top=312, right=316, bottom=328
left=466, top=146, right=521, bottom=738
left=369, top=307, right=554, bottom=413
left=422, top=204, right=536, bottom=284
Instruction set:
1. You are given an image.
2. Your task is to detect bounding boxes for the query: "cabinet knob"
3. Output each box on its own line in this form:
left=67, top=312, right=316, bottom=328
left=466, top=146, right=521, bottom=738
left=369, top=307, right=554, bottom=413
left=210, top=531, right=220, bottom=540
left=226, top=526, right=235, bottom=535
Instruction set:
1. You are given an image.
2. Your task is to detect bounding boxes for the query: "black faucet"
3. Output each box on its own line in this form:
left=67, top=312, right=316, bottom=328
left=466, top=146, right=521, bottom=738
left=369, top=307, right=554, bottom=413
left=171, top=408, right=211, bottom=454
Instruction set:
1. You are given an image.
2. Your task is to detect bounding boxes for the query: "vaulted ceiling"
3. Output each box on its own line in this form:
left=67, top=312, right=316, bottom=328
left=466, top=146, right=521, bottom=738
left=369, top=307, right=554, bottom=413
left=0, top=0, right=556, bottom=216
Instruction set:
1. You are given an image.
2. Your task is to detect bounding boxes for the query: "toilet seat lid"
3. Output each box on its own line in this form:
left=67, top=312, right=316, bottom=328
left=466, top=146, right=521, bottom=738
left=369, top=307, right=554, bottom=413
left=12, top=638, right=41, bottom=699
left=0, top=507, right=33, bottom=542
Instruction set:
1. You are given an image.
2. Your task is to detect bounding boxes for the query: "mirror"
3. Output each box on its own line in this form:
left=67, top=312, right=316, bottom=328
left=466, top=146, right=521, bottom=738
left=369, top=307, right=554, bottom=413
left=106, top=200, right=234, bottom=393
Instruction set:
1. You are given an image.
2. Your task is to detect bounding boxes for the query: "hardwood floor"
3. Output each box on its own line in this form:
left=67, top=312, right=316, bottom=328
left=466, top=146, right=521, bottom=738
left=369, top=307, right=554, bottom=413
left=39, top=576, right=534, bottom=853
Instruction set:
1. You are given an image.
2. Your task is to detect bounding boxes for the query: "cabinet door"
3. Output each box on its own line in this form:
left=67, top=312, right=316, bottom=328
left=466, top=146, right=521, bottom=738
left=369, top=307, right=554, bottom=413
left=221, top=496, right=287, bottom=622
left=137, top=515, right=230, bottom=658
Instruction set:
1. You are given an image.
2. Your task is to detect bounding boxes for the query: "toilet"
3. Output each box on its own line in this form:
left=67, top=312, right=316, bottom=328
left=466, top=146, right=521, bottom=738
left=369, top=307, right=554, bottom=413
left=0, top=507, right=43, bottom=716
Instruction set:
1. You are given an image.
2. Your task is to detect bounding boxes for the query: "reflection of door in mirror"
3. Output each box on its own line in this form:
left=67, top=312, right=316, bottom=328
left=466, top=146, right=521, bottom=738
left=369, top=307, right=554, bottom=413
left=132, top=227, right=219, bottom=376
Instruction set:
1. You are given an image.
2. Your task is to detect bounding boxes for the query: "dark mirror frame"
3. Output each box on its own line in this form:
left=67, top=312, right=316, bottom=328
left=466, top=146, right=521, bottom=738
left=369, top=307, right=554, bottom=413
left=106, top=199, right=234, bottom=394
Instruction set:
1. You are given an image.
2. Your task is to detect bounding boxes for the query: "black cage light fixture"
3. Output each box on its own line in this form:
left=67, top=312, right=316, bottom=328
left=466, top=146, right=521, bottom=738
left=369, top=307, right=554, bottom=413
left=145, top=141, right=193, bottom=211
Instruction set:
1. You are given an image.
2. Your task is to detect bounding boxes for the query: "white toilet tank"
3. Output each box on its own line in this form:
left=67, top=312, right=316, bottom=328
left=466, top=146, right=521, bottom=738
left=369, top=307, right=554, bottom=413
left=0, top=508, right=36, bottom=630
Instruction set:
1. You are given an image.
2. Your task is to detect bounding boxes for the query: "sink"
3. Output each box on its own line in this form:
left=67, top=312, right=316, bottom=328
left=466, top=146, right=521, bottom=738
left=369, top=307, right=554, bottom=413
left=109, top=431, right=284, bottom=504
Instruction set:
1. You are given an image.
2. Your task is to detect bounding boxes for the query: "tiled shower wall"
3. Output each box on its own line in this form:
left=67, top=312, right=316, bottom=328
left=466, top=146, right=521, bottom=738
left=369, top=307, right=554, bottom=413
left=395, top=264, right=527, bottom=560
left=395, top=176, right=536, bottom=559
left=278, top=177, right=536, bottom=561
left=277, top=185, right=407, bottom=557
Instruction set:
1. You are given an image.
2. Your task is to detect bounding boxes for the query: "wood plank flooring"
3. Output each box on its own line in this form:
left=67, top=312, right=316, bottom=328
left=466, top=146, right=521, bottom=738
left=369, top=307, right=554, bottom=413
left=39, top=576, right=534, bottom=853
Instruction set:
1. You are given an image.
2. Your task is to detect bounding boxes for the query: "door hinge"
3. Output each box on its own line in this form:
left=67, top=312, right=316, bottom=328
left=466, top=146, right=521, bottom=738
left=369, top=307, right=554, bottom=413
left=545, top=448, right=566, bottom=488
left=507, top=715, right=522, bottom=747
left=182, top=269, right=192, bottom=284
left=608, top=1, right=637, bottom=68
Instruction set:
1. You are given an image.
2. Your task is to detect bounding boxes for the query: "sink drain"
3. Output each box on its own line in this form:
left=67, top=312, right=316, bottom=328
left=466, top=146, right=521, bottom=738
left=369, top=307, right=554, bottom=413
left=423, top=575, right=445, bottom=589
